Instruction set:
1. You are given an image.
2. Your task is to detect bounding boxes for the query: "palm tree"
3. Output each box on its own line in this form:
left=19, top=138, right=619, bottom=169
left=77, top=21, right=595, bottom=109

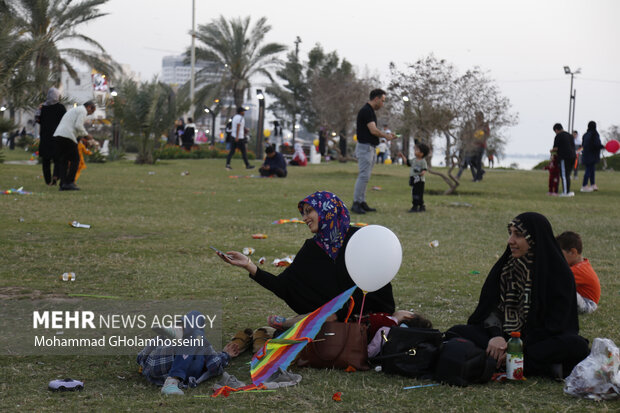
left=0, top=1, right=45, bottom=115
left=193, top=15, right=286, bottom=108
left=9, top=0, right=117, bottom=87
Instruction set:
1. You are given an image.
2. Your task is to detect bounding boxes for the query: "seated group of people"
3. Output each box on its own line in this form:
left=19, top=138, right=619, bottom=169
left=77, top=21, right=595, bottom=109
left=138, top=191, right=599, bottom=395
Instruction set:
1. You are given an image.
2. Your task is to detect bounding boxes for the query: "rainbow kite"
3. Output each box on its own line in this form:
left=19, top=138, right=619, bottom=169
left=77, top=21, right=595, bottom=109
left=250, top=286, right=357, bottom=385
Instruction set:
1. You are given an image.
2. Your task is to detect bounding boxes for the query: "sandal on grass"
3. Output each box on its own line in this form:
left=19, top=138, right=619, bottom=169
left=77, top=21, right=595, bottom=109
left=252, top=327, right=275, bottom=354
left=267, top=315, right=287, bottom=330
left=228, top=328, right=253, bottom=356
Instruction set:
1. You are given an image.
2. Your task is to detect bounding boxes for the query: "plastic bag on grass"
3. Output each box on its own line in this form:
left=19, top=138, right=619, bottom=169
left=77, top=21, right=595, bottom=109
left=564, top=338, right=620, bottom=400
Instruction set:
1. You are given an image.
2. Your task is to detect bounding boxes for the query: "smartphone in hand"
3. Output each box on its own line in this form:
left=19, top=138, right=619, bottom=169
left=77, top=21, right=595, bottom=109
left=210, top=246, right=233, bottom=260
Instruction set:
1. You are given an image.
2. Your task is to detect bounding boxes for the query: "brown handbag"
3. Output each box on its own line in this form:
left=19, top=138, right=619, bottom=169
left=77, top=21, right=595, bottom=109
left=296, top=298, right=370, bottom=371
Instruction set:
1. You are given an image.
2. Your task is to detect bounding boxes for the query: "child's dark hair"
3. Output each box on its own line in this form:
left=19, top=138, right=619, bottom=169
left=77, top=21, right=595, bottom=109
left=556, top=231, right=583, bottom=254
left=415, top=142, right=430, bottom=157
left=405, top=313, right=433, bottom=329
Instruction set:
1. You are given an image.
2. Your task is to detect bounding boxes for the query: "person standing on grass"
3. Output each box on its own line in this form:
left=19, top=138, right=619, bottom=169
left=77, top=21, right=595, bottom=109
left=225, top=107, right=254, bottom=171
left=406, top=142, right=430, bottom=213
left=53, top=101, right=96, bottom=191
left=552, top=123, right=576, bottom=197
left=352, top=89, right=396, bottom=214
left=37, top=87, right=66, bottom=186
left=182, top=117, right=195, bottom=151
left=580, top=121, right=604, bottom=192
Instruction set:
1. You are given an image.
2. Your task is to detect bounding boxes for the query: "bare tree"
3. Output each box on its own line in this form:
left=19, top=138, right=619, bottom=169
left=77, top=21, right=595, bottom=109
left=389, top=55, right=517, bottom=194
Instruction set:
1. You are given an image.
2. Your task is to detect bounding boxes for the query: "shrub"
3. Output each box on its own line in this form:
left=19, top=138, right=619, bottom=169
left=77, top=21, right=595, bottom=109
left=154, top=144, right=255, bottom=161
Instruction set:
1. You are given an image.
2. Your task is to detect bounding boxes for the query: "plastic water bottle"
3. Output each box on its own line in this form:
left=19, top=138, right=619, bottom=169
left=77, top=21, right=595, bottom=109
left=60, top=272, right=76, bottom=282
left=506, top=331, right=524, bottom=380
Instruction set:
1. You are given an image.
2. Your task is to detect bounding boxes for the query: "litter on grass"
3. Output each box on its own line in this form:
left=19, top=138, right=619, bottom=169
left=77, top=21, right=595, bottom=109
left=273, top=255, right=295, bottom=267
left=242, top=247, right=255, bottom=256
left=2, top=187, right=33, bottom=195
left=403, top=383, right=440, bottom=390
left=252, top=233, right=268, bottom=239
left=429, top=240, right=439, bottom=248
left=60, top=272, right=76, bottom=281
left=449, top=202, right=472, bottom=207
left=70, top=221, right=91, bottom=229
left=271, top=218, right=304, bottom=224
left=351, top=222, right=368, bottom=227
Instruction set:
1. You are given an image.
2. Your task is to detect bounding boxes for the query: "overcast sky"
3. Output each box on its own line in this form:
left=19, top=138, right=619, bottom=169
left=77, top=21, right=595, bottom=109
left=80, top=0, right=620, bottom=155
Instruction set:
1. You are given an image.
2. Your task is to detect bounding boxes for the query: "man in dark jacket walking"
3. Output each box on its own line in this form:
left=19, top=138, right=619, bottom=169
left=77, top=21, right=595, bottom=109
left=552, top=123, right=576, bottom=197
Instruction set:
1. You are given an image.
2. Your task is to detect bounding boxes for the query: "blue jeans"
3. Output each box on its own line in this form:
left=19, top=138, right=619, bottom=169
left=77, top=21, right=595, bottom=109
left=354, top=143, right=376, bottom=203
left=137, top=311, right=228, bottom=386
left=582, top=163, right=596, bottom=186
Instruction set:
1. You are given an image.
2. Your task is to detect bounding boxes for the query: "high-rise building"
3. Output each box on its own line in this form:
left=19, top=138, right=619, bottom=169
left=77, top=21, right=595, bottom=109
left=161, top=55, right=223, bottom=87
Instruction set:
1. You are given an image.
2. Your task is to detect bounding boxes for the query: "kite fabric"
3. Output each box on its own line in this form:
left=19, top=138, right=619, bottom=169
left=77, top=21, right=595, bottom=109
left=250, top=286, right=357, bottom=385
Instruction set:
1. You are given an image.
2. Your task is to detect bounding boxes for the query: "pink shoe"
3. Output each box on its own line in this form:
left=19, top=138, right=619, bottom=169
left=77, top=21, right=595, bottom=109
left=592, top=184, right=599, bottom=191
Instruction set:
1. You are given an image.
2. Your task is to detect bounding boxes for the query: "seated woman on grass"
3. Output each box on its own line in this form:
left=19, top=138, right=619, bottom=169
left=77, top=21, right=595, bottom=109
left=446, top=212, right=590, bottom=379
left=218, top=191, right=409, bottom=331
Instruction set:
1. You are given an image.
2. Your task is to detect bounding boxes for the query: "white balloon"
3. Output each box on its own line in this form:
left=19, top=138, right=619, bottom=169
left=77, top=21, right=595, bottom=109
left=345, top=225, right=402, bottom=292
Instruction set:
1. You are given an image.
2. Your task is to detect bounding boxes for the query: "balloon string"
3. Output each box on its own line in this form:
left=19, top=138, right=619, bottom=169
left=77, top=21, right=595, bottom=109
left=358, top=291, right=367, bottom=325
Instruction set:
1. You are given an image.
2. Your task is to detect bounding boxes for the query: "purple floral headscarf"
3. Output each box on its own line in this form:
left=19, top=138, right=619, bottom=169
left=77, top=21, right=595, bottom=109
left=298, top=191, right=350, bottom=260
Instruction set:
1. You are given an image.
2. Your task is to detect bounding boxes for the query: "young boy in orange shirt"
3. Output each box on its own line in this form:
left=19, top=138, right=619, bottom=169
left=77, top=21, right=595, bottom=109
left=556, top=231, right=601, bottom=314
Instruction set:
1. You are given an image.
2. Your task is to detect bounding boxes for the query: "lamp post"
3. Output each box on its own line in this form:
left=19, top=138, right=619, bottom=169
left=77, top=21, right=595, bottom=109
left=563, top=66, right=580, bottom=133
left=108, top=88, right=120, bottom=149
left=401, top=95, right=411, bottom=159
left=256, top=89, right=265, bottom=155
left=203, top=107, right=216, bottom=145
left=189, top=0, right=196, bottom=117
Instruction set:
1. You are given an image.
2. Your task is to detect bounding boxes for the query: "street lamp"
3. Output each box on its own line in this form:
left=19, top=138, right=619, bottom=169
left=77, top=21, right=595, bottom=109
left=204, top=107, right=217, bottom=145
left=401, top=95, right=411, bottom=158
left=256, top=89, right=265, bottom=155
left=564, top=66, right=581, bottom=133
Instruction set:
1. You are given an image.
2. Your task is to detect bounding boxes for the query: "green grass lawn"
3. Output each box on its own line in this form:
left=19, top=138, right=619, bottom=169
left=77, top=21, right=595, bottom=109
left=1, top=149, right=619, bottom=412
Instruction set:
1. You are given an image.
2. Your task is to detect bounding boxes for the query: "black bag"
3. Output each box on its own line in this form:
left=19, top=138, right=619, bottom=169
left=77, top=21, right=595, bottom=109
left=372, top=327, right=443, bottom=379
left=434, top=337, right=495, bottom=386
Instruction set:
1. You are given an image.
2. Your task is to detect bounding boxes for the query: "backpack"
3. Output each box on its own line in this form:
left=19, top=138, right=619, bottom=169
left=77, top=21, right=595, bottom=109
left=372, top=327, right=443, bottom=379
left=434, top=337, right=495, bottom=386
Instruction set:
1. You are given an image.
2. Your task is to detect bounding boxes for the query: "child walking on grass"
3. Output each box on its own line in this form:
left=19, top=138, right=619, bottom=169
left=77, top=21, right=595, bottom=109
left=407, top=142, right=429, bottom=213
left=544, top=149, right=560, bottom=196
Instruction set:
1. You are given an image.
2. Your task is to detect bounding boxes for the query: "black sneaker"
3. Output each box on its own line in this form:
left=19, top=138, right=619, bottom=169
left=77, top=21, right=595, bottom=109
left=246, top=165, right=255, bottom=169
left=419, top=205, right=426, bottom=212
left=351, top=202, right=366, bottom=214
left=59, top=183, right=80, bottom=191
left=225, top=165, right=232, bottom=171
left=360, top=201, right=376, bottom=212
left=408, top=206, right=419, bottom=213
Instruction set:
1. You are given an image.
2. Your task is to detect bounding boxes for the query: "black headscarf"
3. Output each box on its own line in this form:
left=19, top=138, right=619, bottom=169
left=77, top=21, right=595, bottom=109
left=468, top=212, right=580, bottom=344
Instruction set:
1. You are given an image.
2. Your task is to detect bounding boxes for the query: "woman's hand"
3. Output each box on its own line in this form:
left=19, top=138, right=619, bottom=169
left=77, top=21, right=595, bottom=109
left=218, top=251, right=257, bottom=275
left=487, top=336, right=507, bottom=368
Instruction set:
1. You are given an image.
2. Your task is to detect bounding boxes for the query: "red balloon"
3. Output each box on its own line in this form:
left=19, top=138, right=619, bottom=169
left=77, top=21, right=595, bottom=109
left=605, top=139, right=620, bottom=154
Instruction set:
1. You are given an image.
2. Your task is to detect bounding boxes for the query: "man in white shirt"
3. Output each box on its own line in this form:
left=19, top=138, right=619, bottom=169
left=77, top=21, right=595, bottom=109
left=53, top=101, right=96, bottom=190
left=225, top=107, right=254, bottom=170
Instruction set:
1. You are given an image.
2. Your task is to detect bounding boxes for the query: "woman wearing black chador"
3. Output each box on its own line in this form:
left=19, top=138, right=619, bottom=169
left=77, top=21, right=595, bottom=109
left=38, top=87, right=66, bottom=185
left=446, top=212, right=589, bottom=379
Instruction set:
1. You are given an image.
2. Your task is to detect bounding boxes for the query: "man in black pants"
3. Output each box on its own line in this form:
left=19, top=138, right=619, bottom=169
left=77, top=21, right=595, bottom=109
left=552, top=123, right=576, bottom=197
left=53, top=101, right=96, bottom=191
left=226, top=107, right=254, bottom=170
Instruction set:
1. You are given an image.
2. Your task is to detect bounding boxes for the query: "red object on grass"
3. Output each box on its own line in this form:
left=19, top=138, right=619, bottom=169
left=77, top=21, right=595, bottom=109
left=332, top=392, right=342, bottom=402
left=605, top=139, right=619, bottom=154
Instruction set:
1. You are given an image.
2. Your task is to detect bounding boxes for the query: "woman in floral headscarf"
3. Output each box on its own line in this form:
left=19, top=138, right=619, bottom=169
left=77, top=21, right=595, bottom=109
left=221, top=191, right=395, bottom=322
left=446, top=212, right=589, bottom=379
